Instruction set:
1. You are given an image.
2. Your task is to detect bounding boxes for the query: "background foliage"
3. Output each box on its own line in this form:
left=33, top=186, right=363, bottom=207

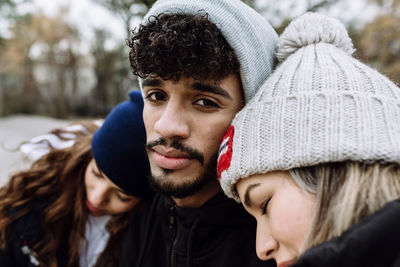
left=0, top=0, right=399, bottom=118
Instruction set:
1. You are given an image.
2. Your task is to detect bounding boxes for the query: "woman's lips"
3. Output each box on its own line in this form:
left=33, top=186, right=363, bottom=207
left=86, top=200, right=103, bottom=215
left=152, top=151, right=191, bottom=170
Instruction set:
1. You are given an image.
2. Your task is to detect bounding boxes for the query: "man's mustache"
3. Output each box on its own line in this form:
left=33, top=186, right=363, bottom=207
left=146, top=137, right=204, bottom=165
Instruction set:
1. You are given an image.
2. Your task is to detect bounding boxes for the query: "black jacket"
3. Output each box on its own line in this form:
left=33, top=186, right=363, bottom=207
left=292, top=199, right=400, bottom=267
left=120, top=191, right=275, bottom=267
left=0, top=200, right=70, bottom=267
left=0, top=230, right=41, bottom=267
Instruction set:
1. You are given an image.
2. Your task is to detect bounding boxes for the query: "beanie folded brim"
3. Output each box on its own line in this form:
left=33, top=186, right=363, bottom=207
left=220, top=40, right=400, bottom=202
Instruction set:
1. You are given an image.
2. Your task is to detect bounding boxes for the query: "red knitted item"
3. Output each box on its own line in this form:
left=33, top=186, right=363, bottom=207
left=217, top=125, right=234, bottom=179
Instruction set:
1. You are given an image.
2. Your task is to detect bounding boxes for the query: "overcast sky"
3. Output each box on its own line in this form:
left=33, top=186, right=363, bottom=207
left=1, top=0, right=127, bottom=50
left=1, top=0, right=378, bottom=50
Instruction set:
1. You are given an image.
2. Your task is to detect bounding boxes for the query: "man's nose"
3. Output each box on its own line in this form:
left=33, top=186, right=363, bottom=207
left=256, top=225, right=279, bottom=262
left=154, top=100, right=190, bottom=139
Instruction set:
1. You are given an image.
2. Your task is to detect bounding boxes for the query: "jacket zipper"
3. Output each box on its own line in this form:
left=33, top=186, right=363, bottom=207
left=169, top=204, right=180, bottom=267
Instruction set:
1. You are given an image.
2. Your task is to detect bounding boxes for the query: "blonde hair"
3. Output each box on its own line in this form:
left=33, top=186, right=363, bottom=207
left=290, top=161, right=400, bottom=251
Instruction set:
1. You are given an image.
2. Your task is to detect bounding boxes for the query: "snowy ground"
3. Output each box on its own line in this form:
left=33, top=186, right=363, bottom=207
left=0, top=115, right=70, bottom=186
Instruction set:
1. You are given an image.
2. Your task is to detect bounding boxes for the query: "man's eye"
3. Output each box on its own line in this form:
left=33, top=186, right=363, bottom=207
left=195, top=99, right=220, bottom=108
left=146, top=91, right=166, bottom=102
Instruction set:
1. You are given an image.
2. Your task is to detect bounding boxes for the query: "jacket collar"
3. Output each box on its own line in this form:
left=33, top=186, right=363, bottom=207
left=293, top=199, right=400, bottom=267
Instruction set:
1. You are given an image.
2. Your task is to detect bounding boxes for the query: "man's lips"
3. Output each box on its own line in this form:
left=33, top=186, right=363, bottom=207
left=151, top=149, right=192, bottom=170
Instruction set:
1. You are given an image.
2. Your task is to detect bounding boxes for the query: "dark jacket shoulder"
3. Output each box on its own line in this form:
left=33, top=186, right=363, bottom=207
left=292, top=199, right=400, bottom=267
left=120, top=191, right=275, bottom=267
left=0, top=200, right=69, bottom=267
left=0, top=202, right=46, bottom=267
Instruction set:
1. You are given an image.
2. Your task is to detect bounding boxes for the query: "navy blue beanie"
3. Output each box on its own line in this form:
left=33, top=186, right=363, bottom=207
left=91, top=90, right=152, bottom=198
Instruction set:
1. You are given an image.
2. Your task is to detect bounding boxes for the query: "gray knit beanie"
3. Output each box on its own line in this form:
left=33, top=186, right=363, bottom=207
left=218, top=12, right=400, bottom=202
left=138, top=0, right=278, bottom=102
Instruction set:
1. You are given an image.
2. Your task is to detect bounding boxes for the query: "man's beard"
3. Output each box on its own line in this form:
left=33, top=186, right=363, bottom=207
left=148, top=152, right=218, bottom=199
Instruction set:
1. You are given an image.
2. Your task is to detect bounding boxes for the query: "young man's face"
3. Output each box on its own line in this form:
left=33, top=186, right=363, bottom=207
left=142, top=75, right=243, bottom=199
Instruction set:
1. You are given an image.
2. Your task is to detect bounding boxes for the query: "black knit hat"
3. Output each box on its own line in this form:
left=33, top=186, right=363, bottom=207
left=91, top=90, right=152, bottom=198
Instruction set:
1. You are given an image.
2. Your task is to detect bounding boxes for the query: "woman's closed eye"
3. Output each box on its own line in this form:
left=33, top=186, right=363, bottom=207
left=92, top=167, right=103, bottom=179
left=261, top=198, right=271, bottom=215
left=115, top=191, right=134, bottom=202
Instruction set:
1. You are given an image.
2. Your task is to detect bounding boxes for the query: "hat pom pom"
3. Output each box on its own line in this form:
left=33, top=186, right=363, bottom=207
left=276, top=12, right=355, bottom=62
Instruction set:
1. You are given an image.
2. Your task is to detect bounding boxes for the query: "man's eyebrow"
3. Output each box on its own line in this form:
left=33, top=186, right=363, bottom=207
left=244, top=183, right=261, bottom=208
left=142, top=78, right=163, bottom=87
left=191, top=82, right=232, bottom=100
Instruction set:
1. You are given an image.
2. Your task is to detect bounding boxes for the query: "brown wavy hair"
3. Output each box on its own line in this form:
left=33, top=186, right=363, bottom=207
left=128, top=12, right=240, bottom=82
left=0, top=120, right=134, bottom=266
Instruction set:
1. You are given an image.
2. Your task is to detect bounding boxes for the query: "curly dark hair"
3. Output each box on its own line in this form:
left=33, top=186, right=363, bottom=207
left=127, top=12, right=240, bottom=81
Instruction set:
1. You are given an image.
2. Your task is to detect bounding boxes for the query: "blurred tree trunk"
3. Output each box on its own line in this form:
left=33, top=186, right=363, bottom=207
left=22, top=56, right=40, bottom=114
left=0, top=75, right=3, bottom=116
left=0, top=45, right=3, bottom=116
left=352, top=14, right=400, bottom=83
left=1, top=10, right=81, bottom=117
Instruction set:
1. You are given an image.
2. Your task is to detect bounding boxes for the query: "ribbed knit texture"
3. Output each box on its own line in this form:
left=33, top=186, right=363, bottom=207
left=219, top=13, right=400, bottom=202
left=138, top=0, right=278, bottom=103
left=92, top=91, right=152, bottom=198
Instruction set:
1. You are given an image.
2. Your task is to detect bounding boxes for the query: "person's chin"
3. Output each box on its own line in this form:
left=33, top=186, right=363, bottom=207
left=148, top=153, right=218, bottom=199
left=86, top=200, right=107, bottom=217
left=152, top=164, right=201, bottom=183
left=148, top=165, right=205, bottom=196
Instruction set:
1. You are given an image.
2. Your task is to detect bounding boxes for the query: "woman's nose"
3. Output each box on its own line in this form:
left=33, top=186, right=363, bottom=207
left=88, top=183, right=109, bottom=207
left=256, top=226, right=279, bottom=261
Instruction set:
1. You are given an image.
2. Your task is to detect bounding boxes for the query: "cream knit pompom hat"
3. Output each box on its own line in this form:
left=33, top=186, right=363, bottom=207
left=218, top=12, right=400, bottom=202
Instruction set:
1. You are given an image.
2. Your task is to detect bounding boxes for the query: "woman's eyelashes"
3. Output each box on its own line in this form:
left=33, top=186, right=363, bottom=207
left=116, top=192, right=133, bottom=202
left=92, top=167, right=103, bottom=178
left=261, top=198, right=271, bottom=215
